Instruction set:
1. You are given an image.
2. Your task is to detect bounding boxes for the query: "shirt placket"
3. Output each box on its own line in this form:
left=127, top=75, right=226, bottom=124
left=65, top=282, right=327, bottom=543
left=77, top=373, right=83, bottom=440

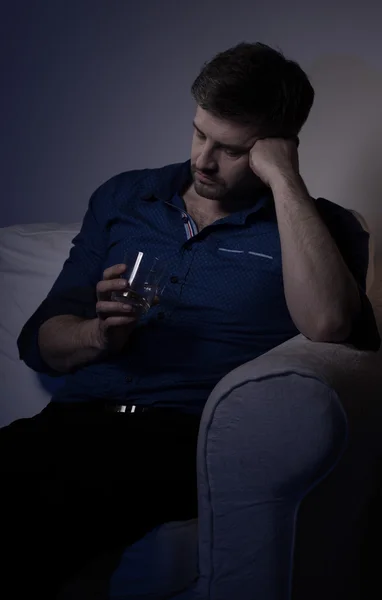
left=164, top=200, right=198, bottom=241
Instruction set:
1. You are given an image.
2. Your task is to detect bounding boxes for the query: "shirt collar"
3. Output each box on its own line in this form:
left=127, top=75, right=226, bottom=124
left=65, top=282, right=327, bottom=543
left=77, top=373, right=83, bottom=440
left=226, top=193, right=274, bottom=225
left=138, top=160, right=192, bottom=203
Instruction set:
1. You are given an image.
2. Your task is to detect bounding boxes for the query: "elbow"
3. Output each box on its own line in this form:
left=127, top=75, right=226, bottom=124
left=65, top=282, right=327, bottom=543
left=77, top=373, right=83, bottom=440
left=306, top=291, right=362, bottom=344
left=306, top=314, right=354, bottom=344
left=311, top=321, right=352, bottom=343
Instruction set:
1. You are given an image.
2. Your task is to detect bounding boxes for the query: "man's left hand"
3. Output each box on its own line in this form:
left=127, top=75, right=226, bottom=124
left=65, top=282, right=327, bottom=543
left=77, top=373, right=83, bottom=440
left=249, top=138, right=299, bottom=188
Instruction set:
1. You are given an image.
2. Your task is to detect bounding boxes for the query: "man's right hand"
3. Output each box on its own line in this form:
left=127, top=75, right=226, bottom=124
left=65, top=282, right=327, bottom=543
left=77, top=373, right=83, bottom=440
left=92, top=263, right=138, bottom=353
left=38, top=263, right=146, bottom=373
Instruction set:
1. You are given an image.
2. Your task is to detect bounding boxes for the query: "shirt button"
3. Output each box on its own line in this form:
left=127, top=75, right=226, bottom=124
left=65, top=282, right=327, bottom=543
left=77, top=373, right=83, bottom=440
left=157, top=311, right=165, bottom=320
left=125, top=376, right=133, bottom=383
left=182, top=215, right=189, bottom=223
left=170, top=276, right=179, bottom=284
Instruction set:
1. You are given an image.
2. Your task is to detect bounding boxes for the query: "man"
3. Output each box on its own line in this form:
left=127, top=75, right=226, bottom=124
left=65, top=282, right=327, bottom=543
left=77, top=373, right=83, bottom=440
left=1, top=42, right=380, bottom=597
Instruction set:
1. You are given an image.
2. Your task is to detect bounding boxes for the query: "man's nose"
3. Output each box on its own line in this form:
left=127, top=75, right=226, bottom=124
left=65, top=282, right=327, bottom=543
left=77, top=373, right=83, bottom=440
left=196, top=146, right=217, bottom=172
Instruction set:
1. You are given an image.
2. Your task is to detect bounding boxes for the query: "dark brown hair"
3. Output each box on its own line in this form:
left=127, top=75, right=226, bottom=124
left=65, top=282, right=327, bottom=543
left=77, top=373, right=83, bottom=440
left=191, top=42, right=314, bottom=136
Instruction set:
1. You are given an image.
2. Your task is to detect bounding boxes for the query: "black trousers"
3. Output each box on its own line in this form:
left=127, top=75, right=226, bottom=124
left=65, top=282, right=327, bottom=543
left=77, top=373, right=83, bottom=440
left=0, top=402, right=200, bottom=599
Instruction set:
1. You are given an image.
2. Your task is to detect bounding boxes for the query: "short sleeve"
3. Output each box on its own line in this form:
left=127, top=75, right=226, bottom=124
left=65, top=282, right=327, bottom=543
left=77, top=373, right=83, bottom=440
left=316, top=198, right=380, bottom=352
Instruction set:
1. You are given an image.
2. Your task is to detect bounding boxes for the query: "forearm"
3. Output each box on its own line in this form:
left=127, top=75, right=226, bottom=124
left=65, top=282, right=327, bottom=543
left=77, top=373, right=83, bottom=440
left=38, top=315, right=103, bottom=373
left=272, top=174, right=361, bottom=341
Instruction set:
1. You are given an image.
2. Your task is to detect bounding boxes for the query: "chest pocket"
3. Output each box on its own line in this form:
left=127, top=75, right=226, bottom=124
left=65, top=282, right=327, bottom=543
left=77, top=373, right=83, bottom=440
left=219, top=243, right=281, bottom=297
left=180, top=230, right=284, bottom=326
left=218, top=246, right=274, bottom=261
left=216, top=240, right=281, bottom=275
left=214, top=228, right=282, bottom=276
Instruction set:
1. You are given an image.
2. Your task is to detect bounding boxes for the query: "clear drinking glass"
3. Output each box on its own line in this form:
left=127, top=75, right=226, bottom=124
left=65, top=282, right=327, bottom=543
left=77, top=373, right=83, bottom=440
left=111, top=251, right=165, bottom=315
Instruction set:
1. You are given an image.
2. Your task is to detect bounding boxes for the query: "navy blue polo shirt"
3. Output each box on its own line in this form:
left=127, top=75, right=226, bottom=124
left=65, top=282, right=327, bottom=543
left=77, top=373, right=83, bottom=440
left=18, top=160, right=380, bottom=413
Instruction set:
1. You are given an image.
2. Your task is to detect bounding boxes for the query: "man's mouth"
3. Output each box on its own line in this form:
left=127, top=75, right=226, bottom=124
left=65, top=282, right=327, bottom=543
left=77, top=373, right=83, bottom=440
left=196, top=171, right=216, bottom=184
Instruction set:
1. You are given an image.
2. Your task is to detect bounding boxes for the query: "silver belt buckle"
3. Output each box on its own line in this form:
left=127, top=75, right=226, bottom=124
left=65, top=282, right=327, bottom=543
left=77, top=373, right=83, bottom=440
left=115, top=404, right=136, bottom=413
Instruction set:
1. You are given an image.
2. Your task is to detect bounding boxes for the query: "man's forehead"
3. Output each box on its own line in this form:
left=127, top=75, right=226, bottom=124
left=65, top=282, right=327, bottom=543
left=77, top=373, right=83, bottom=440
left=194, top=108, right=257, bottom=146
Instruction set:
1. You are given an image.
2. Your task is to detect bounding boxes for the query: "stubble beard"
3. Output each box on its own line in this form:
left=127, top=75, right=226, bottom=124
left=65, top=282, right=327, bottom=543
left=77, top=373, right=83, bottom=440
left=193, top=178, right=227, bottom=200
left=190, top=164, right=263, bottom=204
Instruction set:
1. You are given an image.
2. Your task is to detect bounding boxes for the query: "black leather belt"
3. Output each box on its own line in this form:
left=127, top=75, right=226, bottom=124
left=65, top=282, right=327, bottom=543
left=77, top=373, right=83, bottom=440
left=102, top=404, right=200, bottom=422
left=48, top=401, right=187, bottom=416
left=45, top=401, right=198, bottom=421
left=105, top=404, right=159, bottom=414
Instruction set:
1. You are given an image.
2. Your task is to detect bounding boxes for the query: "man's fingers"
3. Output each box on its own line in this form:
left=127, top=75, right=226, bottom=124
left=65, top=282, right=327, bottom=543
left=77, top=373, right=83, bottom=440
left=96, top=300, right=135, bottom=316
left=103, top=316, right=137, bottom=328
left=103, top=263, right=126, bottom=280
left=97, top=264, right=160, bottom=307
left=97, top=264, right=128, bottom=301
left=97, top=278, right=127, bottom=300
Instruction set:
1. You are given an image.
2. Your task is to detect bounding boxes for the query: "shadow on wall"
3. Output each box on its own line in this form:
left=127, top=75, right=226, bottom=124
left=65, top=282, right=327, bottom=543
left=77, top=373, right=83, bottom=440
left=299, top=55, right=382, bottom=256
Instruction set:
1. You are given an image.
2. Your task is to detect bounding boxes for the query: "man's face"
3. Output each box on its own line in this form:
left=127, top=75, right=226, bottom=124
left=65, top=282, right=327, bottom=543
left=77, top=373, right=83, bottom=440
left=190, top=106, right=260, bottom=201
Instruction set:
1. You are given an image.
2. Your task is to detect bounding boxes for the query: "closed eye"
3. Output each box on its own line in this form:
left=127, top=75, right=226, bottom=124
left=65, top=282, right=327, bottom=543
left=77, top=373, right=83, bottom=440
left=193, top=126, right=206, bottom=140
left=223, top=148, right=244, bottom=158
left=193, top=123, right=247, bottom=156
